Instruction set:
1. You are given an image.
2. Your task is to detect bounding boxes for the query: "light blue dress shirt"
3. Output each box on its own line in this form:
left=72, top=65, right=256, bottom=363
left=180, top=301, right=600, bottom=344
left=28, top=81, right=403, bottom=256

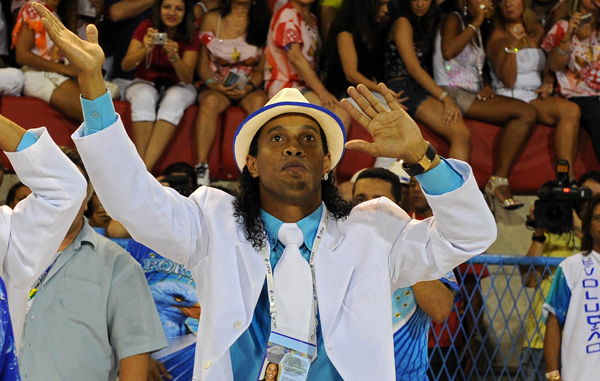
left=18, top=220, right=167, bottom=380
left=230, top=205, right=344, bottom=380
left=15, top=131, right=39, bottom=151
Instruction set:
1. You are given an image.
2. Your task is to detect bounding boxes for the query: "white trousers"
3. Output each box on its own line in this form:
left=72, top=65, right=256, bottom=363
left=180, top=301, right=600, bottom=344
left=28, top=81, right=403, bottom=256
left=125, top=79, right=196, bottom=125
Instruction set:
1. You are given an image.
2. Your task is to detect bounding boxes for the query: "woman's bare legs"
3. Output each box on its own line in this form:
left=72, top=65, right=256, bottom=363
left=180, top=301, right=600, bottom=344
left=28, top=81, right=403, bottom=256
left=195, top=90, right=232, bottom=165
left=49, top=79, right=83, bottom=123
left=239, top=89, right=268, bottom=115
left=465, top=95, right=537, bottom=206
left=415, top=97, right=471, bottom=162
left=132, top=121, right=153, bottom=158
left=143, top=119, right=178, bottom=171
left=530, top=97, right=580, bottom=178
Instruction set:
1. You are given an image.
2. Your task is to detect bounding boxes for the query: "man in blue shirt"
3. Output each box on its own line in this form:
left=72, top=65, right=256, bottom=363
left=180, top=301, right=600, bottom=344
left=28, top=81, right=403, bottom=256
left=16, top=147, right=167, bottom=381
left=352, top=167, right=461, bottom=380
left=35, top=6, right=496, bottom=380
left=0, top=103, right=87, bottom=380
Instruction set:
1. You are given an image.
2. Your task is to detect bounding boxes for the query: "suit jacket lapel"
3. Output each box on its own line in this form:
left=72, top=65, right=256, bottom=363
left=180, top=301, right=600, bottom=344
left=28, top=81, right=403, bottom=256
left=314, top=219, right=355, bottom=337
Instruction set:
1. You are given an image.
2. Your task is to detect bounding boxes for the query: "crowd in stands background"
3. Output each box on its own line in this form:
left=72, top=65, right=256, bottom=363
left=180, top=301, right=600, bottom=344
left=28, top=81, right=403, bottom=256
left=0, top=0, right=595, bottom=195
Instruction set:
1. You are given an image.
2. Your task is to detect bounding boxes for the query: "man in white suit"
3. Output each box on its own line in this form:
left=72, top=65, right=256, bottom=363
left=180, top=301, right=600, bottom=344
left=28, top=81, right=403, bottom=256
left=34, top=3, right=497, bottom=380
left=0, top=100, right=87, bottom=375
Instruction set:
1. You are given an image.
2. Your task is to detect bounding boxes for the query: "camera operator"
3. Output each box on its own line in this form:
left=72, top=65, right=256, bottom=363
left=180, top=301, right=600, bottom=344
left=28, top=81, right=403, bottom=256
left=519, top=170, right=600, bottom=381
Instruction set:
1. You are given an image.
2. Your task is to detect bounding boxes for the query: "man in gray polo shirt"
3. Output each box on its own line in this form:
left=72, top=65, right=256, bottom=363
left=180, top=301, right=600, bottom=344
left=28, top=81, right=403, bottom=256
left=15, top=148, right=167, bottom=380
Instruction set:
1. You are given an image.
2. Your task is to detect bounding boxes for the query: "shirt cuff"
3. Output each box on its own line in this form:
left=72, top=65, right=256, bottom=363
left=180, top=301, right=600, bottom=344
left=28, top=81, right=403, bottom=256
left=80, top=90, right=118, bottom=136
left=415, top=158, right=464, bottom=196
left=16, top=131, right=40, bottom=152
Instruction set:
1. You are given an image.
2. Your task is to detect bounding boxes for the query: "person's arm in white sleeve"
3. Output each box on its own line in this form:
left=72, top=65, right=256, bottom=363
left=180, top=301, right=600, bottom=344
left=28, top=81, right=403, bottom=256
left=0, top=114, right=87, bottom=288
left=340, top=84, right=496, bottom=289
left=30, top=4, right=206, bottom=268
left=384, top=159, right=496, bottom=288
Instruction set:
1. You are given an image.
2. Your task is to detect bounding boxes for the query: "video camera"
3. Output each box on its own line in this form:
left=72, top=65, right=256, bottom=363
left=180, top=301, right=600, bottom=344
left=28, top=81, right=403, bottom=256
left=534, top=160, right=592, bottom=230
left=162, top=175, right=194, bottom=197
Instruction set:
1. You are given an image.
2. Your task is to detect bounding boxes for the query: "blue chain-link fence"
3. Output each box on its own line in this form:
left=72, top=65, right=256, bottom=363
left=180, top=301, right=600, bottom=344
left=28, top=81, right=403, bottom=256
left=427, top=255, right=566, bottom=381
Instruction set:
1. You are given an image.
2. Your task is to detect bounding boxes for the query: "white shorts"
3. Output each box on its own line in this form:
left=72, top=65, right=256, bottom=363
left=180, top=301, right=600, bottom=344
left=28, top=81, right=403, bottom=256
left=125, top=79, right=196, bottom=125
left=22, top=69, right=70, bottom=102
left=0, top=68, right=24, bottom=96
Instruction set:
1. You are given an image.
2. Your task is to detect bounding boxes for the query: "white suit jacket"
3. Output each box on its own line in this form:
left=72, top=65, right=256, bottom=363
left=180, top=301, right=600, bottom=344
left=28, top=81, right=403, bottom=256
left=73, top=117, right=497, bottom=381
left=1, top=128, right=87, bottom=346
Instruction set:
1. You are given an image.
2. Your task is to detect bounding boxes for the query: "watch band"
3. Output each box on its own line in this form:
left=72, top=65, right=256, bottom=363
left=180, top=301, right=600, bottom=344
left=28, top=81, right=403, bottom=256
left=402, top=143, right=437, bottom=176
left=532, top=233, right=546, bottom=243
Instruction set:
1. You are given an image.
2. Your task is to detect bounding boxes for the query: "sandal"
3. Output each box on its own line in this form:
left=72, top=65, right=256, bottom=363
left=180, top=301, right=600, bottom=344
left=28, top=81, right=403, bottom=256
left=484, top=176, right=524, bottom=211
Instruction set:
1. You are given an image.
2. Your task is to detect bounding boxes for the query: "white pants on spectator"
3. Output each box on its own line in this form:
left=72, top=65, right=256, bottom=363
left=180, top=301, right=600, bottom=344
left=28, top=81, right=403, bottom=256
left=125, top=79, right=196, bottom=125
left=0, top=68, right=24, bottom=96
left=23, top=69, right=70, bottom=102
left=23, top=68, right=120, bottom=102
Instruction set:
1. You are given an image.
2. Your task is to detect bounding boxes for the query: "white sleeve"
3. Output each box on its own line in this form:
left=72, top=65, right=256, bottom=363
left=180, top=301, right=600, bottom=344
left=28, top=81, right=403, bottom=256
left=72, top=117, right=207, bottom=269
left=387, top=160, right=497, bottom=288
left=1, top=127, right=87, bottom=288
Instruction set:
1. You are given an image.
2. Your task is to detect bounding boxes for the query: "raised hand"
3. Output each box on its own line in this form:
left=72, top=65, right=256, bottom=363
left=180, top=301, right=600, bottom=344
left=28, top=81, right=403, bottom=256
left=341, top=83, right=429, bottom=165
left=143, top=28, right=158, bottom=52
left=32, top=2, right=105, bottom=99
left=507, top=23, right=527, bottom=49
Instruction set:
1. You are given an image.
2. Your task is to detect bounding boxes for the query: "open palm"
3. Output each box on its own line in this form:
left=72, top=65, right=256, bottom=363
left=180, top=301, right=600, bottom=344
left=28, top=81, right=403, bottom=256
left=341, top=84, right=426, bottom=163
left=32, top=2, right=104, bottom=76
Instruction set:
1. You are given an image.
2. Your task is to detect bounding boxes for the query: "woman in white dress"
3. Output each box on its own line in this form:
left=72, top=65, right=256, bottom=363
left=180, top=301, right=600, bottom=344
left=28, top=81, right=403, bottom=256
left=487, top=0, right=581, bottom=178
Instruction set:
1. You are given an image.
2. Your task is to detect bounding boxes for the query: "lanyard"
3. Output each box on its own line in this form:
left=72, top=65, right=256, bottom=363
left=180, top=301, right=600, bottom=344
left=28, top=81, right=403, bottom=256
left=26, top=254, right=60, bottom=315
left=261, top=210, right=329, bottom=341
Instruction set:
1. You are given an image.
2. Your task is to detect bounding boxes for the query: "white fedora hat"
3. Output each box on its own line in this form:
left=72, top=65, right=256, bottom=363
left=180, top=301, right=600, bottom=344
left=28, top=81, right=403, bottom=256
left=233, top=88, right=346, bottom=172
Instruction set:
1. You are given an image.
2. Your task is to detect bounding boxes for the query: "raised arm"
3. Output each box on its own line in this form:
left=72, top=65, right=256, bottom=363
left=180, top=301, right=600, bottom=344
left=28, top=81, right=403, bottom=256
left=546, top=16, right=580, bottom=73
left=486, top=26, right=523, bottom=89
left=440, top=6, right=489, bottom=61
left=341, top=84, right=496, bottom=286
left=0, top=115, right=87, bottom=288
left=33, top=3, right=206, bottom=268
left=121, top=28, right=154, bottom=72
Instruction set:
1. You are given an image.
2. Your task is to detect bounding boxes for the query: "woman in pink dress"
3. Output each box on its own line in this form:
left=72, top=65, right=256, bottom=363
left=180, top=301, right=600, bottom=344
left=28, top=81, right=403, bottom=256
left=194, top=0, right=270, bottom=185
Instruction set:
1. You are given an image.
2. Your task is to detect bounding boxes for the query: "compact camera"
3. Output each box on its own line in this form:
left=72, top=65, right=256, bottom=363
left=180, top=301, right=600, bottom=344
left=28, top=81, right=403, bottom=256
left=154, top=33, right=168, bottom=45
left=533, top=160, right=591, bottom=230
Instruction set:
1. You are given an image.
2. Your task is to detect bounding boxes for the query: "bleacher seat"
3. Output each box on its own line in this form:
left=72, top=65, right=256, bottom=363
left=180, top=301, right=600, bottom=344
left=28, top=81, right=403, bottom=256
left=1, top=96, right=598, bottom=193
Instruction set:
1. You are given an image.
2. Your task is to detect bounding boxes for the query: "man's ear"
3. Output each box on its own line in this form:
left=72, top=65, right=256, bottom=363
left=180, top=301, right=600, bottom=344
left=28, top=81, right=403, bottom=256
left=246, top=155, right=259, bottom=178
left=323, top=152, right=332, bottom=176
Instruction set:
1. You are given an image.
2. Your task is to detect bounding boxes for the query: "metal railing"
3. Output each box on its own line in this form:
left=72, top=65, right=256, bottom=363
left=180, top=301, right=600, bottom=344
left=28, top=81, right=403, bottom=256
left=427, top=255, right=566, bottom=381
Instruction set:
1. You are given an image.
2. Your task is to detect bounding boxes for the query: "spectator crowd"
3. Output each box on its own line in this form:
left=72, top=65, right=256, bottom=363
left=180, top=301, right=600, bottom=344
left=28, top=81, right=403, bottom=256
left=0, top=0, right=596, bottom=191
left=0, top=0, right=600, bottom=379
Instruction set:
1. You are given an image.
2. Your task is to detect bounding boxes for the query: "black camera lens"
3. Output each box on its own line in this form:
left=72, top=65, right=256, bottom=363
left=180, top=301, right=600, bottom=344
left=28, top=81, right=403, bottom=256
left=544, top=203, right=568, bottom=224
left=535, top=199, right=574, bottom=231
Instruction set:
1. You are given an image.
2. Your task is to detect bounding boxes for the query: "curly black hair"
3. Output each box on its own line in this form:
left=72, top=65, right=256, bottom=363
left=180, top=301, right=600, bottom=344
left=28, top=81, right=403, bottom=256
left=232, top=127, right=352, bottom=251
